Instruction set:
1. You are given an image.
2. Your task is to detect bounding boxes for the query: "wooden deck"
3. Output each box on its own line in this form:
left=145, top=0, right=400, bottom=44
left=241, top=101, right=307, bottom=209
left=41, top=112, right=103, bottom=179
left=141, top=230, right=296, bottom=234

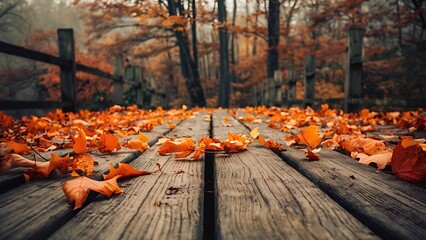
left=0, top=109, right=425, bottom=240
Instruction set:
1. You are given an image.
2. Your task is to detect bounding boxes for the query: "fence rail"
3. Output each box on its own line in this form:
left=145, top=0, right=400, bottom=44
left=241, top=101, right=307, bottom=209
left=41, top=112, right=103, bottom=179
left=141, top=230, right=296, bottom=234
left=252, top=29, right=426, bottom=112
left=0, top=28, right=166, bottom=112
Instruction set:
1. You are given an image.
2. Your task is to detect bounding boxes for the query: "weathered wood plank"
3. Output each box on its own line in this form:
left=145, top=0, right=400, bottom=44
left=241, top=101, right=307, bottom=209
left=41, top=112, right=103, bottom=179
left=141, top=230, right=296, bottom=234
left=48, top=112, right=210, bottom=240
left=238, top=115, right=426, bottom=240
left=214, top=110, right=377, bottom=239
left=0, top=123, right=179, bottom=240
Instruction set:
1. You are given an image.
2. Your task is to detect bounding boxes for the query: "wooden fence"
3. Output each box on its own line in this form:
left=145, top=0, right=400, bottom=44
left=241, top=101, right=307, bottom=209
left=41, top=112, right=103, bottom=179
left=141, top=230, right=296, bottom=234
left=0, top=28, right=166, bottom=112
left=253, top=28, right=426, bottom=112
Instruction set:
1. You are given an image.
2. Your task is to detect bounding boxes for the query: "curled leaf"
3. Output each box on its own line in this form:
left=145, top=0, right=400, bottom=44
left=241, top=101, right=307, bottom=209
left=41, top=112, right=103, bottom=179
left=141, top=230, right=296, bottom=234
left=63, top=175, right=123, bottom=210
left=103, top=163, right=151, bottom=180
left=124, top=139, right=149, bottom=152
left=304, top=149, right=319, bottom=161
left=158, top=137, right=195, bottom=158
left=258, top=136, right=283, bottom=151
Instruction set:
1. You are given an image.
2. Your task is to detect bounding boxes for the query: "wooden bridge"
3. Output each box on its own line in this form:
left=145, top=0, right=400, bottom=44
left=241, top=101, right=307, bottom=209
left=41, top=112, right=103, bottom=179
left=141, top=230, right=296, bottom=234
left=0, top=109, right=425, bottom=240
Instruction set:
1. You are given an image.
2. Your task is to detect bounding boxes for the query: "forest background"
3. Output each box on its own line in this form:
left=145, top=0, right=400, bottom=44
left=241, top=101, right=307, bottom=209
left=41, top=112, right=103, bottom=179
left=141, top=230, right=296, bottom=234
left=0, top=0, right=425, bottom=113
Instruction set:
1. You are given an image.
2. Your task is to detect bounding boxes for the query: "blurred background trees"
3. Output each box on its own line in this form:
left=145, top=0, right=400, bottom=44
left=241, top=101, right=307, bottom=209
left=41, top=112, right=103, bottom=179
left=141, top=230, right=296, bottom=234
left=0, top=0, right=425, bottom=109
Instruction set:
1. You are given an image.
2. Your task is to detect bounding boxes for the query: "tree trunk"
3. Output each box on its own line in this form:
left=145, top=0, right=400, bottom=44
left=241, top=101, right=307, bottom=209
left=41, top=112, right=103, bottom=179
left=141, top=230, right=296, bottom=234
left=218, top=0, right=229, bottom=107
left=166, top=0, right=206, bottom=107
left=267, top=0, right=280, bottom=78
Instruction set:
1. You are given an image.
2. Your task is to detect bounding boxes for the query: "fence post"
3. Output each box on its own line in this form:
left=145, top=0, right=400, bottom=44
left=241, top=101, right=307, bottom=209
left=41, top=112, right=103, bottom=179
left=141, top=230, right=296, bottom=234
left=262, top=80, right=268, bottom=106
left=267, top=77, right=275, bottom=106
left=287, top=65, right=297, bottom=104
left=274, top=70, right=283, bottom=106
left=345, top=28, right=364, bottom=112
left=304, top=54, right=316, bottom=107
left=124, top=64, right=135, bottom=104
left=135, top=67, right=144, bottom=106
left=58, top=29, right=77, bottom=112
left=113, top=55, right=123, bottom=105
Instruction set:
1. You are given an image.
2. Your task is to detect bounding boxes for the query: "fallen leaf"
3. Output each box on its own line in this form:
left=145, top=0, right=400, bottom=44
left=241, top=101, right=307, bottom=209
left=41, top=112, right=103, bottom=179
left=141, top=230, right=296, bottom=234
left=138, top=132, right=149, bottom=142
left=63, top=175, right=123, bottom=210
left=391, top=142, right=426, bottom=183
left=124, top=139, right=149, bottom=152
left=342, top=137, right=388, bottom=156
left=71, top=153, right=95, bottom=176
left=298, top=125, right=322, bottom=148
left=258, top=136, right=283, bottom=150
left=97, top=132, right=121, bottom=153
left=158, top=137, right=195, bottom=157
left=304, top=149, right=319, bottom=161
left=103, top=163, right=151, bottom=180
left=5, top=141, right=31, bottom=155
left=354, top=151, right=392, bottom=170
left=73, top=128, right=87, bottom=154
left=250, top=127, right=260, bottom=139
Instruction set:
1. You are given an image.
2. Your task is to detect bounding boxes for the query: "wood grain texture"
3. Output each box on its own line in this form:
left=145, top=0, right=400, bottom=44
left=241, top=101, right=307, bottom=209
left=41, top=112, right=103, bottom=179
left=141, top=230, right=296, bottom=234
left=214, top=110, right=377, bottom=239
left=0, top=123, right=177, bottom=240
left=48, top=112, right=210, bottom=240
left=237, top=111, right=426, bottom=240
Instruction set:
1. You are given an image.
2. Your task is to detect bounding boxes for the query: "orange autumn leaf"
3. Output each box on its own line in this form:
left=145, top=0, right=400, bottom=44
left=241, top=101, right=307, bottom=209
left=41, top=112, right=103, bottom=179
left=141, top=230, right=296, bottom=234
left=23, top=153, right=70, bottom=180
left=71, top=153, right=94, bottom=176
left=73, top=128, right=87, bottom=154
left=157, top=137, right=195, bottom=157
left=391, top=141, right=426, bottom=183
left=193, top=137, right=223, bottom=160
left=353, top=151, right=392, bottom=170
left=103, top=163, right=151, bottom=180
left=258, top=136, right=283, bottom=151
left=222, top=133, right=251, bottom=153
left=124, top=139, right=149, bottom=152
left=342, top=138, right=388, bottom=156
left=168, top=122, right=177, bottom=129
left=97, top=132, right=121, bottom=153
left=63, top=175, right=123, bottom=210
left=138, top=132, right=149, bottom=142
left=298, top=125, right=322, bottom=148
left=5, top=141, right=31, bottom=155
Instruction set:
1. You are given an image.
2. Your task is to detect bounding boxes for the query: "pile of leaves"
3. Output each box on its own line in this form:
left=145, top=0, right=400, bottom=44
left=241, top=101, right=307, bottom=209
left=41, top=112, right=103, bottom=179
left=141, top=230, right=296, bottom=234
left=239, top=105, right=426, bottom=183
left=0, top=105, right=195, bottom=209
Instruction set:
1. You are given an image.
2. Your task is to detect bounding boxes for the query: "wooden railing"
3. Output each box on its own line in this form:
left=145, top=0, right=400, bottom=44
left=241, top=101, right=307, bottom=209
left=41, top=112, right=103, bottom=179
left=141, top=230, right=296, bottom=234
left=252, top=29, right=426, bottom=112
left=0, top=28, right=167, bottom=112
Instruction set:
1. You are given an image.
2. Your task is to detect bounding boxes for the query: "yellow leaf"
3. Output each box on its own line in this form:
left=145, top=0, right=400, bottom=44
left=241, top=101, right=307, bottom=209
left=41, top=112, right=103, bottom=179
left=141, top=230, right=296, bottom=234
left=250, top=127, right=260, bottom=139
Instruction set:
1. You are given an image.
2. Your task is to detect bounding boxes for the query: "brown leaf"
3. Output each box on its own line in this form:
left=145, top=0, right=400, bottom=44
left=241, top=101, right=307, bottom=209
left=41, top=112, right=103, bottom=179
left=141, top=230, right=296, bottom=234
left=304, top=149, right=319, bottom=161
left=63, top=175, right=123, bottom=210
left=391, top=142, right=426, bottom=183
